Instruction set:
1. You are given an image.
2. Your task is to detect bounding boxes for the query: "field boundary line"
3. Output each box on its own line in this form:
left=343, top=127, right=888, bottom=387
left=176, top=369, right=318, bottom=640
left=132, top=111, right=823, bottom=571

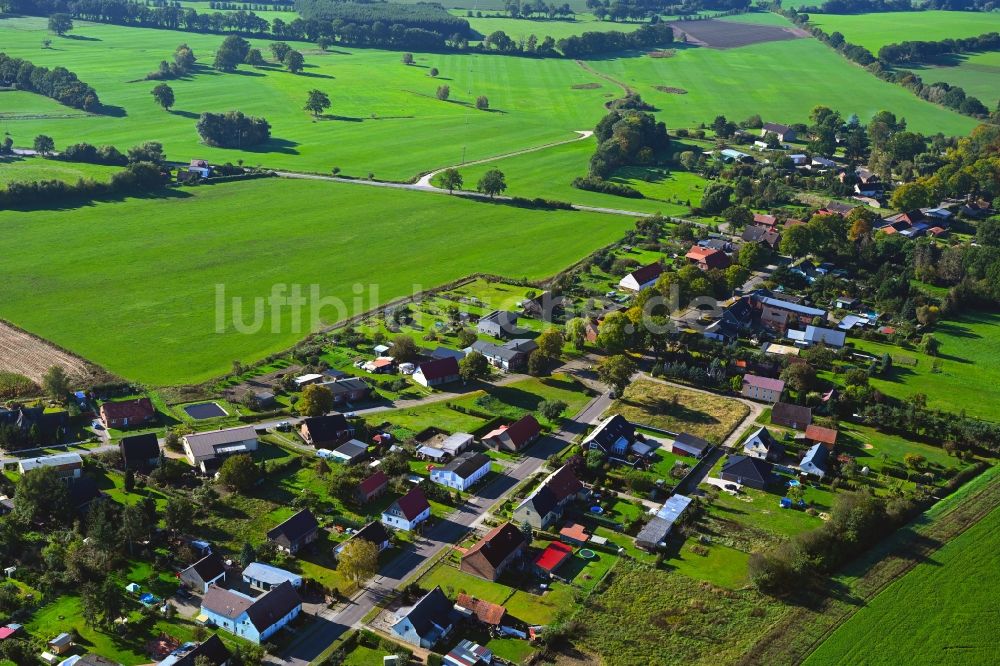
left=574, top=60, right=634, bottom=97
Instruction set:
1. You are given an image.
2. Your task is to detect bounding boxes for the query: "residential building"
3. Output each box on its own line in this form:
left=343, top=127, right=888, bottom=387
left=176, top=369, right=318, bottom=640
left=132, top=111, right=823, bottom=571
left=477, top=311, right=519, bottom=338
left=17, top=452, right=82, bottom=479
left=330, top=439, right=368, bottom=464
left=753, top=213, right=778, bottom=228
left=468, top=338, right=537, bottom=372
left=742, top=427, right=785, bottom=462
left=0, top=406, right=67, bottom=443
left=241, top=562, right=302, bottom=591
left=182, top=426, right=258, bottom=474
left=299, top=414, right=354, bottom=449
left=761, top=122, right=795, bottom=142
left=66, top=654, right=122, bottom=666
left=771, top=402, right=812, bottom=430
left=413, top=357, right=461, bottom=388
left=431, top=452, right=491, bottom=491
left=454, top=594, right=507, bottom=628
left=481, top=414, right=541, bottom=452
left=119, top=433, right=160, bottom=471
left=512, top=464, right=582, bottom=529
left=753, top=294, right=826, bottom=334
left=521, top=291, right=565, bottom=320
left=720, top=455, right=776, bottom=490
left=671, top=432, right=711, bottom=458
left=618, top=262, right=663, bottom=292
left=741, top=225, right=781, bottom=250
left=156, top=635, right=231, bottom=666
left=334, top=520, right=391, bottom=559
left=805, top=424, right=838, bottom=450
left=390, top=586, right=455, bottom=648
left=787, top=325, right=846, bottom=348
left=179, top=552, right=227, bottom=594
left=355, top=470, right=389, bottom=504
left=445, top=639, right=494, bottom=666
left=266, top=509, right=319, bottom=555
left=99, top=398, right=155, bottom=429
left=460, top=522, right=527, bottom=581
left=685, top=245, right=730, bottom=271
left=382, top=487, right=431, bottom=531
left=741, top=375, right=785, bottom=403
left=800, top=443, right=830, bottom=477
left=200, top=581, right=301, bottom=644
left=582, top=414, right=636, bottom=458
left=318, top=378, right=371, bottom=405
left=636, top=494, right=692, bottom=551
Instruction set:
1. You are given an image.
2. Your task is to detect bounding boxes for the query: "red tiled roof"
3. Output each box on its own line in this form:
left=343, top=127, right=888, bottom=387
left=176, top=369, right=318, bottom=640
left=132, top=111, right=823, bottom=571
left=806, top=425, right=838, bottom=448
left=534, top=541, right=573, bottom=572
left=100, top=398, right=154, bottom=421
left=358, top=470, right=388, bottom=496
left=500, top=414, right=541, bottom=447
left=743, top=374, right=785, bottom=392
left=394, top=487, right=430, bottom=521
left=456, top=594, right=507, bottom=625
left=559, top=522, right=588, bottom=542
left=754, top=213, right=778, bottom=226
left=685, top=246, right=717, bottom=260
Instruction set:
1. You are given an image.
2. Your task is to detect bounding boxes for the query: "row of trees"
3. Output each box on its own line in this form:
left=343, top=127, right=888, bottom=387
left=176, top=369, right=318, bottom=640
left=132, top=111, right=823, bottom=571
left=0, top=52, right=101, bottom=112
left=878, top=30, right=1000, bottom=65
left=556, top=22, right=674, bottom=58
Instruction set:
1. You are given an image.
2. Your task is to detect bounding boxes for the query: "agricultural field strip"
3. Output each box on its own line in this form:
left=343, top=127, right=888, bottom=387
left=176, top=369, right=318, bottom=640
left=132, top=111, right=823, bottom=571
left=0, top=319, right=93, bottom=383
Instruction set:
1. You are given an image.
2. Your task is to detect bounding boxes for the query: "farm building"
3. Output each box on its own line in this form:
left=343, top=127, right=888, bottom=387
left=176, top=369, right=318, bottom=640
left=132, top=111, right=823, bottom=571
left=672, top=432, right=711, bottom=458
left=330, top=439, right=368, bottom=464
left=761, top=122, right=796, bottom=142
left=787, top=325, right=846, bottom=348
left=355, top=470, right=389, bottom=504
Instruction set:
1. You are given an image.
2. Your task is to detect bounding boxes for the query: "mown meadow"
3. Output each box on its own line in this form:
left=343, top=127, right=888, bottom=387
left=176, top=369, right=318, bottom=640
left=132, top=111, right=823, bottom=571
left=809, top=10, right=1000, bottom=54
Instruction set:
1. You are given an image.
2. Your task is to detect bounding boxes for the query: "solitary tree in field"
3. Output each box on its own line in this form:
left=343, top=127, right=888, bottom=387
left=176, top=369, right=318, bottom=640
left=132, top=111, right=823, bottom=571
left=33, top=134, right=55, bottom=156
left=270, top=41, right=292, bottom=62
left=42, top=39, right=52, bottom=49
left=429, top=67, right=439, bottom=77
left=476, top=167, right=507, bottom=198
left=436, top=85, right=450, bottom=101
left=439, top=167, right=462, bottom=193
left=475, top=95, right=489, bottom=111
left=284, top=49, right=305, bottom=73
left=304, top=89, right=331, bottom=117
left=316, top=36, right=331, bottom=51
left=214, top=35, right=250, bottom=72
left=401, top=52, right=414, bottom=65
left=48, top=13, right=73, bottom=36
left=151, top=83, right=175, bottom=111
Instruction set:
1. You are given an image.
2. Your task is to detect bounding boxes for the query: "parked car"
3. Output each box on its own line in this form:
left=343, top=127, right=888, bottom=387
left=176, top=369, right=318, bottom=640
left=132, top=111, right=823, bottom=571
left=276, top=421, right=292, bottom=431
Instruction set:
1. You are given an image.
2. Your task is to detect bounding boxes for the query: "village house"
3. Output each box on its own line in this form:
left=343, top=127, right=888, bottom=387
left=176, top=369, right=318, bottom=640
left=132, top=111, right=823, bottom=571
left=299, top=414, right=354, bottom=449
left=266, top=509, right=319, bottom=555
left=582, top=414, right=646, bottom=462
left=752, top=293, right=827, bottom=334
left=200, top=581, right=301, bottom=644
left=241, top=562, right=302, bottom=592
left=521, top=291, right=565, bottom=320
left=391, top=586, right=455, bottom=648
left=805, top=424, right=838, bottom=450
left=720, top=455, right=777, bottom=490
left=431, top=452, right=492, bottom=491
left=761, top=122, right=796, bottom=142
left=156, top=635, right=231, bottom=666
left=741, top=225, right=781, bottom=250
left=741, top=375, right=785, bottom=403
left=382, top=487, right=432, bottom=531
left=742, top=427, right=785, bottom=462
left=800, top=443, right=830, bottom=477
left=99, top=397, right=156, bottom=429
left=753, top=213, right=779, bottom=229
left=17, top=452, right=83, bottom=479
left=618, top=262, right=663, bottom=292
left=413, top=357, right=461, bottom=388
left=788, top=325, right=846, bottom=348
left=636, top=494, right=692, bottom=551
left=481, top=414, right=541, bottom=452
left=468, top=338, right=537, bottom=372
left=477, top=310, right=520, bottom=339
left=182, top=426, right=258, bottom=474
left=460, top=522, right=527, bottom=581
left=513, top=464, right=583, bottom=529
left=355, top=470, right=389, bottom=504
left=685, top=245, right=731, bottom=271
left=454, top=594, right=507, bottom=629
left=318, top=377, right=371, bottom=405
left=771, top=402, right=812, bottom=430
left=671, top=432, right=711, bottom=458
left=179, top=552, right=227, bottom=594
left=119, top=432, right=160, bottom=471
left=334, top=520, right=391, bottom=559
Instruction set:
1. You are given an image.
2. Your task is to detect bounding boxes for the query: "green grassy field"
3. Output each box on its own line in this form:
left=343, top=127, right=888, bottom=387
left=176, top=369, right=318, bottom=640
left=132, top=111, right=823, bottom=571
left=587, top=28, right=978, bottom=137
left=0, top=178, right=631, bottom=385
left=846, top=312, right=1000, bottom=421
left=0, top=155, right=121, bottom=186
left=906, top=50, right=1000, bottom=107
left=805, top=504, right=1000, bottom=665
left=0, top=17, right=611, bottom=181
left=809, top=11, right=1000, bottom=54
left=460, top=12, right=645, bottom=41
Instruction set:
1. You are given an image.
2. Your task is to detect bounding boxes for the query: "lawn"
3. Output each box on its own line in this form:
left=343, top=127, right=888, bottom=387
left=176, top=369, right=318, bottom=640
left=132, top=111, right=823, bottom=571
left=587, top=26, right=977, bottom=137
left=809, top=11, right=1000, bottom=54
left=0, top=17, right=613, bottom=180
left=804, top=504, right=1000, bottom=666
left=0, top=178, right=631, bottom=385
left=606, top=379, right=750, bottom=444
left=846, top=312, right=1000, bottom=421
left=0, top=155, right=121, bottom=186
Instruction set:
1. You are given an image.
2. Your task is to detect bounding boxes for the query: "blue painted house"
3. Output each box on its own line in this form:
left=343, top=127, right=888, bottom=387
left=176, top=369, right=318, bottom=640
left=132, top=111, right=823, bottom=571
left=199, top=581, right=301, bottom=644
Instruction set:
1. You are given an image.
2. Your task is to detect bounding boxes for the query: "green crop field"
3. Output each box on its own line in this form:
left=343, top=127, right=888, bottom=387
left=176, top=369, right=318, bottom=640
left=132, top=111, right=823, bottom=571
left=0, top=155, right=121, bottom=186
left=587, top=31, right=978, bottom=137
left=0, top=178, right=631, bottom=385
left=805, top=505, right=1000, bottom=665
left=846, top=312, right=1000, bottom=422
left=906, top=50, right=1000, bottom=107
left=460, top=12, right=645, bottom=41
left=809, top=11, right=1000, bottom=54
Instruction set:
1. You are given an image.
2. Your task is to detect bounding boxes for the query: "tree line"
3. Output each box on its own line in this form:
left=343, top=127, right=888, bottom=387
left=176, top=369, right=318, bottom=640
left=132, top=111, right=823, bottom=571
left=294, top=0, right=473, bottom=38
left=799, top=0, right=996, bottom=12
left=877, top=31, right=1000, bottom=65
left=0, top=52, right=101, bottom=112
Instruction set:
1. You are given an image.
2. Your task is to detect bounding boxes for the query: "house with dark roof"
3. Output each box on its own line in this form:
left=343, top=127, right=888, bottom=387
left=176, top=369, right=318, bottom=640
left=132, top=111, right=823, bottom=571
left=319, top=378, right=371, bottom=406
left=266, top=509, right=319, bottom=555
left=120, top=433, right=160, bottom=471
left=771, top=402, right=812, bottom=430
left=182, top=426, right=258, bottom=473
left=391, top=586, right=455, bottom=648
left=179, top=552, right=227, bottom=594
left=68, top=476, right=104, bottom=514
left=455, top=594, right=507, bottom=627
left=330, top=439, right=368, bottom=465
left=0, top=406, right=68, bottom=444
left=200, top=581, right=301, bottom=644
left=742, top=225, right=781, bottom=250
left=71, top=655, right=122, bottom=666
left=671, top=432, right=711, bottom=458
left=618, top=262, right=663, bottom=292
left=685, top=245, right=730, bottom=271
left=742, top=427, right=785, bottom=462
left=477, top=310, right=520, bottom=339
left=431, top=452, right=491, bottom=491
left=741, top=375, right=785, bottom=403
left=382, top=487, right=431, bottom=531
left=413, top=357, right=461, bottom=388
left=800, top=443, right=830, bottom=477
left=787, top=325, right=846, bottom=348
left=460, top=522, right=527, bottom=581
left=805, top=425, right=838, bottom=451
left=481, top=414, right=541, bottom=452
left=512, top=464, right=582, bottom=529
left=99, top=398, right=156, bottom=429
left=334, top=520, right=391, bottom=559
left=468, top=338, right=537, bottom=372
left=299, top=414, right=354, bottom=449
left=355, top=470, right=388, bottom=504
left=583, top=414, right=637, bottom=458
left=521, top=291, right=565, bottom=320
left=761, top=123, right=795, bottom=142
left=156, top=635, right=231, bottom=666
left=720, top=455, right=776, bottom=491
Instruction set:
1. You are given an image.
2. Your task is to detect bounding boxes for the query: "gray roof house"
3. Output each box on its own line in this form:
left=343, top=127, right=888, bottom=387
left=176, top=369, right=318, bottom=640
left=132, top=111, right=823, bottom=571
left=477, top=311, right=519, bottom=338
left=183, top=426, right=258, bottom=473
left=800, top=443, right=830, bottom=477
left=468, top=338, right=537, bottom=371
left=742, top=427, right=785, bottom=462
left=179, top=552, right=227, bottom=593
left=391, top=586, right=455, bottom=648
left=636, top=494, right=692, bottom=551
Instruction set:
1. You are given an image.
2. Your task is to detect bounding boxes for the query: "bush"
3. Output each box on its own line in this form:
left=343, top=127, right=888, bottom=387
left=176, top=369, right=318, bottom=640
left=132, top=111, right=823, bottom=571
left=572, top=176, right=644, bottom=198
left=196, top=110, right=271, bottom=148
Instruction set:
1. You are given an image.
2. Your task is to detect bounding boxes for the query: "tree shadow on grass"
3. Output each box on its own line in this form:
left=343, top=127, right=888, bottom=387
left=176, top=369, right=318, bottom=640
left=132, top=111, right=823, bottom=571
left=63, top=33, right=101, bottom=41
left=6, top=187, right=195, bottom=213
left=168, top=109, right=199, bottom=119
left=242, top=137, right=300, bottom=155
left=230, top=68, right=266, bottom=77
left=296, top=70, right=336, bottom=80
left=317, top=113, right=363, bottom=122
left=98, top=104, right=127, bottom=117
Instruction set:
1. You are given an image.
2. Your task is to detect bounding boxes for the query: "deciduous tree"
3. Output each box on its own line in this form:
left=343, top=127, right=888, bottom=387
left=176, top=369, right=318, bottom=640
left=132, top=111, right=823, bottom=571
left=218, top=454, right=259, bottom=492
left=338, top=538, right=378, bottom=587
left=597, top=354, right=636, bottom=397
left=298, top=384, right=334, bottom=417
left=304, top=89, right=331, bottom=117
left=151, top=83, right=175, bottom=111
left=48, top=13, right=73, bottom=36
left=477, top=168, right=507, bottom=198
left=440, top=168, right=463, bottom=193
